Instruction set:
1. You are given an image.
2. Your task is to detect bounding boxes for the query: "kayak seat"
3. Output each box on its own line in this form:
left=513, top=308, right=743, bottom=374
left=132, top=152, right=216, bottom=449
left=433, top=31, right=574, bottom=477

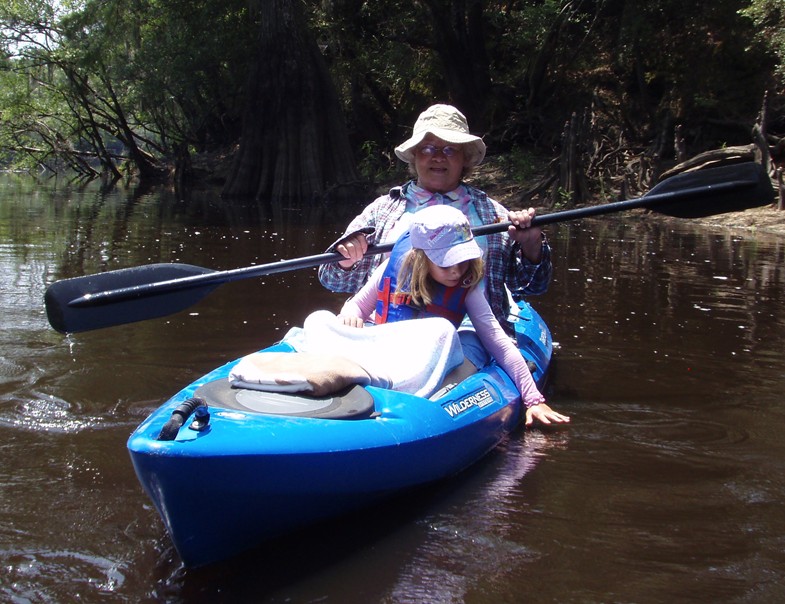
left=193, top=378, right=377, bottom=420
left=429, top=358, right=478, bottom=400
left=427, top=357, right=538, bottom=401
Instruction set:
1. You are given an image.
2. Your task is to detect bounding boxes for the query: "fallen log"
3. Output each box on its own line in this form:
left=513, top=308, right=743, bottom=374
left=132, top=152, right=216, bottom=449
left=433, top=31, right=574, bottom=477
left=660, top=145, right=758, bottom=179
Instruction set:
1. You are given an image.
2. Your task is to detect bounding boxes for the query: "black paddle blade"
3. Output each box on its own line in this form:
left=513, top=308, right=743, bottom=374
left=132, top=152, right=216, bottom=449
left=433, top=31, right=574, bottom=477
left=645, top=162, right=773, bottom=218
left=45, top=263, right=218, bottom=333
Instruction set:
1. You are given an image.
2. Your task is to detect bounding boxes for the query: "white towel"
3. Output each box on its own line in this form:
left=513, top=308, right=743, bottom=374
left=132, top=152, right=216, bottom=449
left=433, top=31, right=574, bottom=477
left=229, top=312, right=465, bottom=398
left=292, top=310, right=464, bottom=398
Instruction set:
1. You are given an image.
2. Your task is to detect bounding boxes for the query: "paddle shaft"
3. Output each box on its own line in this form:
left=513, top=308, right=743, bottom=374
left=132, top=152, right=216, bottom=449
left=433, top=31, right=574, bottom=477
left=66, top=174, right=762, bottom=309
left=45, top=162, right=773, bottom=332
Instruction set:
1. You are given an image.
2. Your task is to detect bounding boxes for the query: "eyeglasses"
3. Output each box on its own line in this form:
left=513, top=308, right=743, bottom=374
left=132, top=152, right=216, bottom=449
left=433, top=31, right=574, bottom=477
left=417, top=144, right=462, bottom=158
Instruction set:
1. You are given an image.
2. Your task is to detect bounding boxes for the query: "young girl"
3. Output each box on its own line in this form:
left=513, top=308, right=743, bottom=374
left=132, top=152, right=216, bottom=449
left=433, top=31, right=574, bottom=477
left=339, top=205, right=569, bottom=427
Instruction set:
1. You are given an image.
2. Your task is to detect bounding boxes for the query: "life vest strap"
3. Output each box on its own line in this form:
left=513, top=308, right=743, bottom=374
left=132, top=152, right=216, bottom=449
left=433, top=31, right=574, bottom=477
left=389, top=292, right=412, bottom=305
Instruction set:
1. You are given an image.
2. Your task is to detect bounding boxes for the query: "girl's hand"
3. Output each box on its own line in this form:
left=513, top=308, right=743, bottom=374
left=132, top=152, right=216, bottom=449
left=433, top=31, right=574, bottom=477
left=525, top=403, right=570, bottom=427
left=508, top=208, right=543, bottom=263
left=335, top=233, right=369, bottom=269
left=338, top=315, right=365, bottom=328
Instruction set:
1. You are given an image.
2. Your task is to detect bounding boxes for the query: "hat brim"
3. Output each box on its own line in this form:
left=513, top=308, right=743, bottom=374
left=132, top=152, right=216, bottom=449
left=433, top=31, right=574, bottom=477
left=424, top=240, right=483, bottom=268
left=395, top=128, right=487, bottom=167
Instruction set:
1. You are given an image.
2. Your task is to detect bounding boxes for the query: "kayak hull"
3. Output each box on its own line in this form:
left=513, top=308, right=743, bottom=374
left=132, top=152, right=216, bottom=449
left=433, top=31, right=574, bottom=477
left=127, top=301, right=552, bottom=567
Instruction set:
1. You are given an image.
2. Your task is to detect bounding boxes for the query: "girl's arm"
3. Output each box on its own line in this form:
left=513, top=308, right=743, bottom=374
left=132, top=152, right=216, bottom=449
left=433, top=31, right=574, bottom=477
left=465, top=288, right=569, bottom=426
left=465, top=288, right=543, bottom=404
left=338, top=260, right=387, bottom=324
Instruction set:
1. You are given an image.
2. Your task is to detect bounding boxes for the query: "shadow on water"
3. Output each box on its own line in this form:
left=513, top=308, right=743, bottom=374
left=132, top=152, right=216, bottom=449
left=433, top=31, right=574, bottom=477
left=3, top=175, right=785, bottom=602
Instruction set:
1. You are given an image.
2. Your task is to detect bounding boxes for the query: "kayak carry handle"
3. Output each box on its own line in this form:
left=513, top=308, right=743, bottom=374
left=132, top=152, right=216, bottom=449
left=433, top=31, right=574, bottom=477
left=157, top=397, right=210, bottom=441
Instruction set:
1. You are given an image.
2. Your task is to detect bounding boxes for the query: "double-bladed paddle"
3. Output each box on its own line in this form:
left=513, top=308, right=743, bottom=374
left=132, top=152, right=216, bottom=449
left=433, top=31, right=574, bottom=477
left=45, top=162, right=774, bottom=333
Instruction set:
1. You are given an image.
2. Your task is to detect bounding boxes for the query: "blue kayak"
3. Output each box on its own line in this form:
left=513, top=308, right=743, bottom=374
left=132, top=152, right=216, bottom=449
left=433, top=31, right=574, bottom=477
left=127, top=300, right=552, bottom=567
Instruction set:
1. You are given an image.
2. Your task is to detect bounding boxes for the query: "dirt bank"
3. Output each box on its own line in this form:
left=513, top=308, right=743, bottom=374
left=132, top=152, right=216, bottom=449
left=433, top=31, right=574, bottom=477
left=683, top=202, right=785, bottom=237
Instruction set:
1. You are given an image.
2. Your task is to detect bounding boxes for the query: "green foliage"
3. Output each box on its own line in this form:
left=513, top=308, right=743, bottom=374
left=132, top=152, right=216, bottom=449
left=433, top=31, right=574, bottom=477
left=0, top=0, right=782, bottom=185
left=355, top=140, right=403, bottom=184
left=554, top=186, right=572, bottom=210
left=741, top=0, right=785, bottom=81
left=0, top=0, right=255, bottom=175
left=505, top=146, right=545, bottom=183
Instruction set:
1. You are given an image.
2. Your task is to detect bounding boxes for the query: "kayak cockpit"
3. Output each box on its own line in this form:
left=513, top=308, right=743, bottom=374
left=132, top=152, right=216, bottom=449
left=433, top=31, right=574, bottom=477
left=193, top=378, right=378, bottom=420
left=188, top=354, right=483, bottom=421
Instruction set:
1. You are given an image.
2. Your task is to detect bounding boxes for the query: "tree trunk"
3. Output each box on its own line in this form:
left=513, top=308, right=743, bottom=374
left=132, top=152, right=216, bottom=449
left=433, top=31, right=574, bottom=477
left=421, top=0, right=492, bottom=132
left=222, top=0, right=359, bottom=204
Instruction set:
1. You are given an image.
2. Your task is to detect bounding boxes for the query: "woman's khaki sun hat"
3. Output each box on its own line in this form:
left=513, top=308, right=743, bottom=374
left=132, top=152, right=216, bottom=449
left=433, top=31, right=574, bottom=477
left=394, top=104, right=487, bottom=167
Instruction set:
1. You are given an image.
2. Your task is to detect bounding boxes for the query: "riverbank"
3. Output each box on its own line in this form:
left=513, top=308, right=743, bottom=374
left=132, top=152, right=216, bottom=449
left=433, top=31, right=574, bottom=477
left=190, top=149, right=785, bottom=237
left=678, top=199, right=785, bottom=237
left=471, top=157, right=785, bottom=238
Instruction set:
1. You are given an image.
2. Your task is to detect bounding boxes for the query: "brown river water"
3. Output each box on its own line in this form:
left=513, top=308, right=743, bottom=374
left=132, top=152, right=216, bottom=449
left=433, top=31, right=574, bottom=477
left=2, top=174, right=785, bottom=603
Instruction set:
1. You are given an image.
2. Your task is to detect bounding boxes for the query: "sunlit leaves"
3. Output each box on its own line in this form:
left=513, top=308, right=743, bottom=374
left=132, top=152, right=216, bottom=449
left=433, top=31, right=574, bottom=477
left=0, top=0, right=256, bottom=174
left=741, top=0, right=785, bottom=80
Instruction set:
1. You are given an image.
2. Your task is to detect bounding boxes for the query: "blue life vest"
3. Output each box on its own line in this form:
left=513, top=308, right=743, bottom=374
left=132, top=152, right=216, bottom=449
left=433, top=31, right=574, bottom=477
left=375, top=231, right=469, bottom=327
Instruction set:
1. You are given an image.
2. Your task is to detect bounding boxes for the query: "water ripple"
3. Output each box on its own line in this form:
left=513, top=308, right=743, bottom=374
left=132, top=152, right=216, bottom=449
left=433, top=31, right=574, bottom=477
left=0, top=393, right=105, bottom=433
left=2, top=549, right=126, bottom=602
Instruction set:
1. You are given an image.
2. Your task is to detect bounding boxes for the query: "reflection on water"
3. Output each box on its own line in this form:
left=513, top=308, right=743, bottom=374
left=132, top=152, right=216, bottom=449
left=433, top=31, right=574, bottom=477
left=2, top=174, right=785, bottom=602
left=383, top=431, right=564, bottom=604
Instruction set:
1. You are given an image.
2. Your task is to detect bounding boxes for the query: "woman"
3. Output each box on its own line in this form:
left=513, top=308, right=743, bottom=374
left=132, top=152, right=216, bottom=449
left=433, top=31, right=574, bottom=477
left=319, top=103, right=552, bottom=365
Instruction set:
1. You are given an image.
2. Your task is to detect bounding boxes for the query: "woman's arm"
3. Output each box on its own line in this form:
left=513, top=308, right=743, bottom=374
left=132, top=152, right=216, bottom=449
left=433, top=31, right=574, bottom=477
left=318, top=193, right=406, bottom=294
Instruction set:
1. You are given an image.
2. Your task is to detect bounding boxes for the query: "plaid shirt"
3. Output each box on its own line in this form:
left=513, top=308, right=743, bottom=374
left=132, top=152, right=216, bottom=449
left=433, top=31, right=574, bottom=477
left=318, top=181, right=552, bottom=332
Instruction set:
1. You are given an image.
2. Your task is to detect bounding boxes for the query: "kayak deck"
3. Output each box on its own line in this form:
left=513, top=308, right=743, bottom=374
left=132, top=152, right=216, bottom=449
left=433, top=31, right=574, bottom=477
left=126, top=300, right=552, bottom=567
